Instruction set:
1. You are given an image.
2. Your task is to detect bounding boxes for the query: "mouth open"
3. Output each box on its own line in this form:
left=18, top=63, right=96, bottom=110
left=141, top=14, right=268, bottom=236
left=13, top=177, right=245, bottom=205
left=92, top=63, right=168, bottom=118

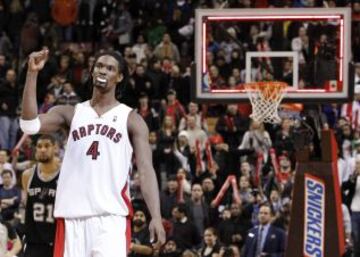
left=95, top=77, right=107, bottom=87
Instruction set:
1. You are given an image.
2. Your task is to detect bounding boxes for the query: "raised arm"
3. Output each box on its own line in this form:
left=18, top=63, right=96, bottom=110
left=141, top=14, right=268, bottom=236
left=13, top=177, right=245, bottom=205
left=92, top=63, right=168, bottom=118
left=21, top=49, right=74, bottom=134
left=128, top=111, right=165, bottom=249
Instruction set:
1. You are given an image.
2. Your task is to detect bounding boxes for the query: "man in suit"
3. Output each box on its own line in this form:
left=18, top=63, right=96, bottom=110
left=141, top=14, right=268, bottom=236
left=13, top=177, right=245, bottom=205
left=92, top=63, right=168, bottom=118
left=242, top=203, right=286, bottom=257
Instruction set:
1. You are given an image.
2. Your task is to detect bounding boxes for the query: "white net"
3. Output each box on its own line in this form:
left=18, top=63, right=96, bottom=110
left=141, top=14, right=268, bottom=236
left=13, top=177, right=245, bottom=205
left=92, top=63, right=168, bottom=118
left=244, top=82, right=287, bottom=124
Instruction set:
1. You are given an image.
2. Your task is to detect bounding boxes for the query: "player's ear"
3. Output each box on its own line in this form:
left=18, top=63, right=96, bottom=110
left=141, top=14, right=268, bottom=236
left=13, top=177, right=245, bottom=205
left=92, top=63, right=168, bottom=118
left=117, top=73, right=123, bottom=83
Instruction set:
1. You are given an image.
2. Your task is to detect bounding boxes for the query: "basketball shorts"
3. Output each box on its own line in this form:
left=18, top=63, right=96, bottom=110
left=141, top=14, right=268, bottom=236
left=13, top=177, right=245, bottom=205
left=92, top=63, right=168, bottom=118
left=53, top=215, right=131, bottom=257
left=24, top=242, right=53, bottom=257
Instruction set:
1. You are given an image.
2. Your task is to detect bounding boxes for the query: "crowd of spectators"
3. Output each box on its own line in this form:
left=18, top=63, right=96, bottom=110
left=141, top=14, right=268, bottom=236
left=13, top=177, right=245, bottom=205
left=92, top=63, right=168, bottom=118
left=207, top=18, right=339, bottom=90
left=1, top=0, right=360, bottom=256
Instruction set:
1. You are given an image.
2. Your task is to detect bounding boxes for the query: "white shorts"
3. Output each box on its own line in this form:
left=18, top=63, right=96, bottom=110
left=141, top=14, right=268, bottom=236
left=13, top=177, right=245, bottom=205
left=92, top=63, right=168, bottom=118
left=53, top=215, right=131, bottom=257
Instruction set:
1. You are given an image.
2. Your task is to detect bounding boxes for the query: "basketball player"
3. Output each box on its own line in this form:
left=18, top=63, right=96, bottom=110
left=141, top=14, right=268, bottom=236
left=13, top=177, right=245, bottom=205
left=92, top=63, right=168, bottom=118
left=20, top=49, right=165, bottom=257
left=22, top=134, right=60, bottom=257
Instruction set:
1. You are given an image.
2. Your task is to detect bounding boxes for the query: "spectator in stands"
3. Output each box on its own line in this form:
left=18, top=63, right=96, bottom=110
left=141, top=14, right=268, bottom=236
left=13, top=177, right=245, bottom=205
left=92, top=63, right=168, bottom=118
left=272, top=201, right=292, bottom=232
left=185, top=183, right=209, bottom=236
left=199, top=227, right=221, bottom=257
left=342, top=156, right=360, bottom=257
left=174, top=131, right=195, bottom=173
left=220, top=27, right=240, bottom=63
left=0, top=169, right=21, bottom=222
left=161, top=89, right=186, bottom=126
left=112, top=3, right=134, bottom=50
left=216, top=56, right=231, bottom=79
left=0, top=218, right=22, bottom=257
left=238, top=121, right=272, bottom=162
left=337, top=60, right=360, bottom=129
left=39, top=92, right=56, bottom=114
left=185, top=115, right=208, bottom=150
left=171, top=203, right=201, bottom=250
left=216, top=104, right=249, bottom=150
left=273, top=117, right=295, bottom=157
left=208, top=133, right=238, bottom=180
left=20, top=13, right=41, bottom=57
left=11, top=136, right=34, bottom=170
left=239, top=175, right=253, bottom=204
left=240, top=159, right=254, bottom=178
left=208, top=65, right=225, bottom=89
left=176, top=168, right=191, bottom=196
left=161, top=175, right=179, bottom=219
left=158, top=115, right=178, bottom=175
left=147, top=58, right=166, bottom=100
left=80, top=55, right=95, bottom=95
left=337, top=122, right=354, bottom=157
left=291, top=26, right=309, bottom=65
left=0, top=68, right=19, bottom=150
left=0, top=150, right=15, bottom=186
left=71, top=51, right=86, bottom=89
left=47, top=75, right=65, bottom=99
left=134, top=65, right=154, bottom=98
left=129, top=209, right=153, bottom=257
left=55, top=81, right=80, bottom=106
left=242, top=203, right=286, bottom=257
left=276, top=153, right=294, bottom=194
left=154, top=33, right=180, bottom=63
left=269, top=188, right=282, bottom=215
left=167, top=65, right=189, bottom=105
left=179, top=102, right=207, bottom=132
left=57, top=54, right=73, bottom=82
left=249, top=190, right=267, bottom=226
left=227, top=202, right=252, bottom=249
left=201, top=177, right=220, bottom=224
left=132, top=34, right=149, bottom=64
left=136, top=93, right=160, bottom=132
left=282, top=59, right=293, bottom=85
left=159, top=237, right=181, bottom=257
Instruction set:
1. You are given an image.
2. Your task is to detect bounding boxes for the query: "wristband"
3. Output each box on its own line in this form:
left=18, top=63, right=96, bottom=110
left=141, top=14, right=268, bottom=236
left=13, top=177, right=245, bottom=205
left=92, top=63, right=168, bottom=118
left=20, top=116, right=41, bottom=135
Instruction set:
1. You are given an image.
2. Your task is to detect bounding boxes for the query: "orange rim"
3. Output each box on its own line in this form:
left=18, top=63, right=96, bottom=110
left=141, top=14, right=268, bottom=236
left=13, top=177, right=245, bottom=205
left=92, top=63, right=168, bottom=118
left=244, top=81, right=288, bottom=101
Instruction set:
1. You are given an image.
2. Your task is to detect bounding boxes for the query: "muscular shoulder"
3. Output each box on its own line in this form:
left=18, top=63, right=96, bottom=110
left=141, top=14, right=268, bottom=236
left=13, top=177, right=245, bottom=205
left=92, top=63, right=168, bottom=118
left=48, top=105, right=75, bottom=126
left=127, top=111, right=149, bottom=137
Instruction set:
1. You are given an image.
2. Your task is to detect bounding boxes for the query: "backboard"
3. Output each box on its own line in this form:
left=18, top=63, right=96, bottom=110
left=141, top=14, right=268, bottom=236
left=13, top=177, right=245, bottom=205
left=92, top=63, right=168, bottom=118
left=193, top=8, right=353, bottom=103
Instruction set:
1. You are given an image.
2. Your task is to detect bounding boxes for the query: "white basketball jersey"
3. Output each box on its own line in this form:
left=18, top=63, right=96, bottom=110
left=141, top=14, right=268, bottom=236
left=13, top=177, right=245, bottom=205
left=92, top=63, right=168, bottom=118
left=54, top=101, right=133, bottom=218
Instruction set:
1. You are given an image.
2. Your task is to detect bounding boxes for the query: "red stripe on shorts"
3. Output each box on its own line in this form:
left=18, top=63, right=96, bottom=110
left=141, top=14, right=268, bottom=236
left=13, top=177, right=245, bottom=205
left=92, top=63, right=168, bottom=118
left=121, top=181, right=133, bottom=253
left=53, top=218, right=65, bottom=257
left=126, top=217, right=132, bottom=254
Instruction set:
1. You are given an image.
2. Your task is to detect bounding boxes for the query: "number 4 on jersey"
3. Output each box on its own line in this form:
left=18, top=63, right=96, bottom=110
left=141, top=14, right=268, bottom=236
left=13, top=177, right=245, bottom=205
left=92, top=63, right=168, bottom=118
left=87, top=141, right=100, bottom=160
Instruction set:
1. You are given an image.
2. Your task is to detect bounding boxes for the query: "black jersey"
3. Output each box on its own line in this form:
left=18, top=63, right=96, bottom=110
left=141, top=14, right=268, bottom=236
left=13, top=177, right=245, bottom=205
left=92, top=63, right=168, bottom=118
left=25, top=165, right=59, bottom=244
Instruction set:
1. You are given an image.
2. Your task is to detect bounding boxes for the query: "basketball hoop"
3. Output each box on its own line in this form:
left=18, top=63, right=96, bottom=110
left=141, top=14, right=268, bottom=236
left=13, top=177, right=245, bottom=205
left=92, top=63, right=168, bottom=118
left=244, top=81, right=288, bottom=124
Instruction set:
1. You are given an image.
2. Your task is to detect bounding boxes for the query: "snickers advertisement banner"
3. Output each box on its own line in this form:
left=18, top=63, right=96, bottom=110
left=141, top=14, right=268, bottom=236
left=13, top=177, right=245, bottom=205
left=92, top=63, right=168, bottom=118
left=285, top=130, right=344, bottom=257
left=303, top=174, right=325, bottom=257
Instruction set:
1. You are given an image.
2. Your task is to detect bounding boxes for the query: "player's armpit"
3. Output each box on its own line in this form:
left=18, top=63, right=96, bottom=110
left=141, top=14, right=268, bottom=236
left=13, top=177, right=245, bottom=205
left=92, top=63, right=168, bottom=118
left=39, top=105, right=75, bottom=133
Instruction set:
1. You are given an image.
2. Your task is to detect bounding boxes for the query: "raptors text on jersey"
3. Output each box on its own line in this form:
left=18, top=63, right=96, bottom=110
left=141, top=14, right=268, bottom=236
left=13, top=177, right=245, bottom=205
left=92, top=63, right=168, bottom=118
left=54, top=101, right=133, bottom=218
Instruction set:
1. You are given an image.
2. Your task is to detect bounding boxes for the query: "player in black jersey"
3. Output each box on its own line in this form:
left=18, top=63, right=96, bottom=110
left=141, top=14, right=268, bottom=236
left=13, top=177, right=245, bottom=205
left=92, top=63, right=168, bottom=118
left=22, top=134, right=60, bottom=257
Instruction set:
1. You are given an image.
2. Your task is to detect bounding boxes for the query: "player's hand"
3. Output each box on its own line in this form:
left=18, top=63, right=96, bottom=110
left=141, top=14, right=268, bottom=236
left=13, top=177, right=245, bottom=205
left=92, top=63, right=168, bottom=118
left=28, top=49, right=49, bottom=72
left=149, top=218, right=166, bottom=250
